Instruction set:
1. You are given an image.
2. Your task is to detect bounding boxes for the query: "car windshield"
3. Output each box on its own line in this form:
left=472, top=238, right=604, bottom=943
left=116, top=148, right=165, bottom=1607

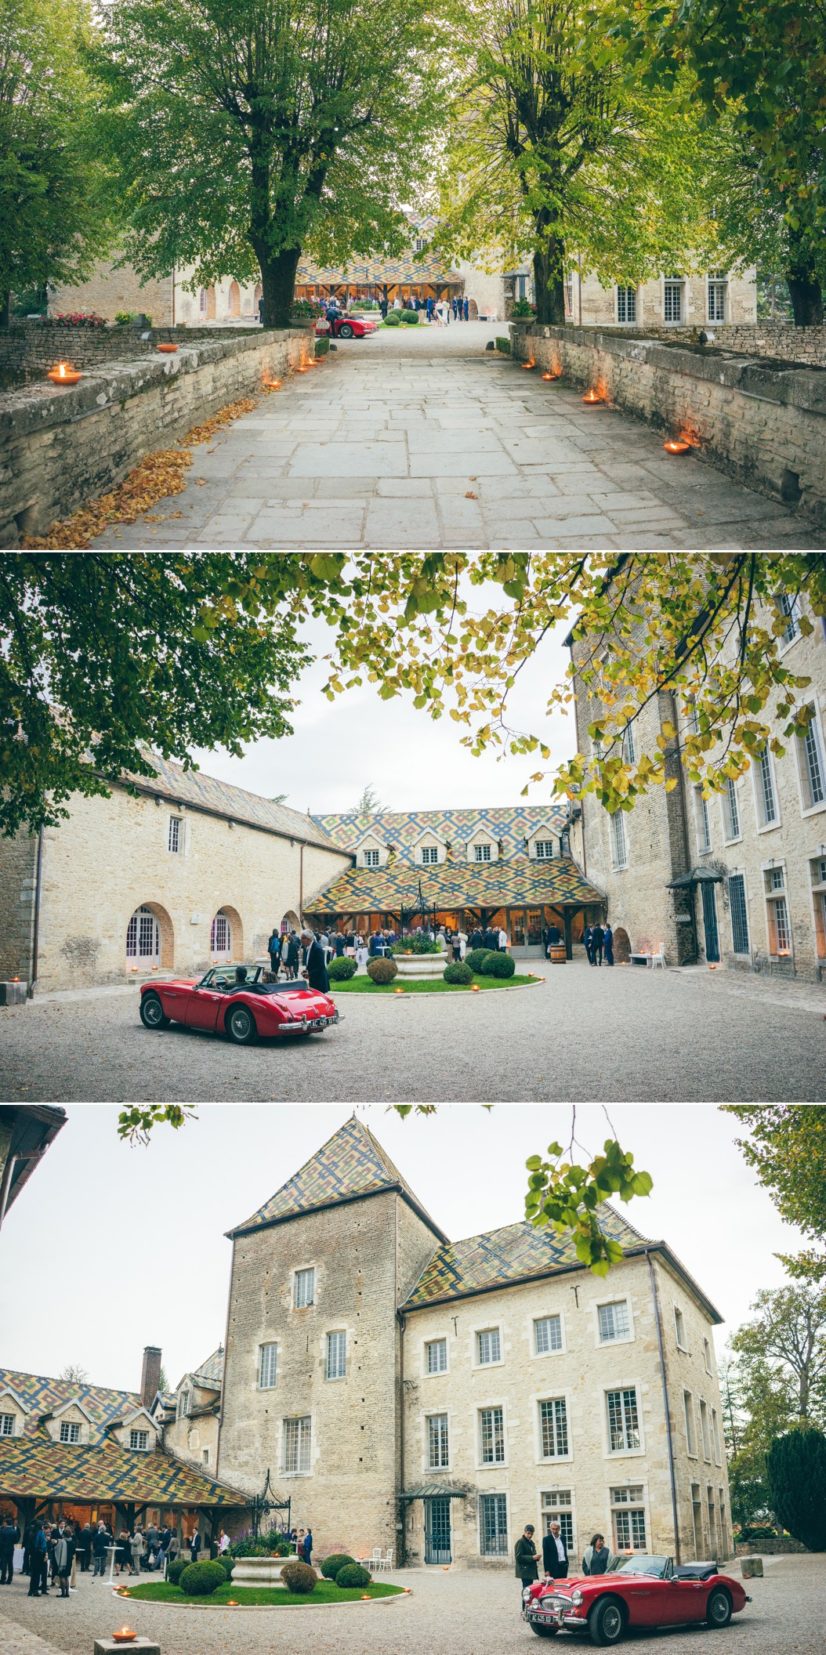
left=615, top=1556, right=671, bottom=1579
left=196, top=965, right=264, bottom=990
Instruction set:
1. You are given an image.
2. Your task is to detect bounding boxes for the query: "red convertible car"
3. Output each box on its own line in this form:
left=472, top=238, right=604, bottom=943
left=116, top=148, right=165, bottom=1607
left=522, top=1556, right=749, bottom=1645
left=139, top=964, right=339, bottom=1045
left=316, top=314, right=378, bottom=339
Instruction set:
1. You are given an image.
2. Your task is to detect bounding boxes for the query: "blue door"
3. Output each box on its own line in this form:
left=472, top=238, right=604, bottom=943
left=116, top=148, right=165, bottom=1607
left=701, top=881, right=719, bottom=962
left=425, top=1497, right=452, bottom=1564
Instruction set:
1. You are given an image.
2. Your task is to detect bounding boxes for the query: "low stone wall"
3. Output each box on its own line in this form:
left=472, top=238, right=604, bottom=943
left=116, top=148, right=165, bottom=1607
left=0, top=319, right=264, bottom=387
left=0, top=327, right=312, bottom=545
left=604, top=323, right=826, bottom=368
left=511, top=322, right=826, bottom=524
left=734, top=1538, right=806, bottom=1556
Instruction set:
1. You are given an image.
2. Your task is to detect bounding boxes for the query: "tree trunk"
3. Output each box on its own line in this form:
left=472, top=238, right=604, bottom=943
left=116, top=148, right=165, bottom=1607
left=787, top=270, right=823, bottom=326
left=259, top=248, right=302, bottom=329
left=0, top=290, right=11, bottom=329
left=532, top=234, right=566, bottom=326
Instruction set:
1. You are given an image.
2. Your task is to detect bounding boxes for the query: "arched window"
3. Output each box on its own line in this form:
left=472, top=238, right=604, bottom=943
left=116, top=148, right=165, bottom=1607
left=228, top=280, right=241, bottom=318
left=126, top=906, right=160, bottom=965
left=198, top=288, right=207, bottom=315
left=210, top=911, right=232, bottom=958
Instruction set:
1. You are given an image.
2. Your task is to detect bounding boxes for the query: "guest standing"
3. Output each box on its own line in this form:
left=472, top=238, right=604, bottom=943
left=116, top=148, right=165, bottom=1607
left=514, top=1524, right=539, bottom=1600
left=603, top=923, right=614, bottom=965
left=542, top=1520, right=569, bottom=1578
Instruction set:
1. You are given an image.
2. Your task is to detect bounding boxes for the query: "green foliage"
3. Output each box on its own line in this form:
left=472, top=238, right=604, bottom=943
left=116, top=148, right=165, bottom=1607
left=165, top=1557, right=187, bottom=1585
left=739, top=1525, right=777, bottom=1542
left=767, top=1428, right=826, bottom=1551
left=355, top=783, right=385, bottom=814
left=399, top=308, right=419, bottom=323
left=114, top=311, right=139, bottom=325
left=524, top=1135, right=653, bottom=1276
left=495, top=336, right=511, bottom=353
left=481, top=950, right=515, bottom=978
left=723, top=1107, right=826, bottom=1279
left=466, top=947, right=492, bottom=974
left=314, top=336, right=331, bottom=357
left=730, top=1284, right=826, bottom=1432
left=214, top=1556, right=234, bottom=1580
left=443, top=960, right=473, bottom=983
left=383, top=311, right=402, bottom=325
left=335, top=1562, right=372, bottom=1587
left=328, top=956, right=357, bottom=980
left=510, top=298, right=534, bottom=317
left=366, top=956, right=398, bottom=984
left=320, top=1553, right=356, bottom=1580
left=729, top=1448, right=773, bottom=1532
left=279, top=1560, right=317, bottom=1593
left=291, top=300, right=318, bottom=318
left=179, top=1560, right=227, bottom=1596
left=392, top=934, right=441, bottom=954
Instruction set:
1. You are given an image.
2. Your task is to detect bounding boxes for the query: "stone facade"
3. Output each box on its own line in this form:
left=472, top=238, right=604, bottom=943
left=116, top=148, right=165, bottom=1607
left=50, top=261, right=175, bottom=326
left=160, top=1351, right=224, bottom=1478
left=569, top=271, right=757, bottom=330
left=0, top=762, right=351, bottom=992
left=569, top=588, right=826, bottom=981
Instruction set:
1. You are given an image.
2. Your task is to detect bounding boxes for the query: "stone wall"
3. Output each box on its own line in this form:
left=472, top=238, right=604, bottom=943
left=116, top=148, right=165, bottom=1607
left=0, top=831, right=37, bottom=986
left=0, top=327, right=312, bottom=546
left=609, top=324, right=826, bottom=367
left=50, top=260, right=175, bottom=326
left=0, top=320, right=264, bottom=388
left=511, top=322, right=826, bottom=525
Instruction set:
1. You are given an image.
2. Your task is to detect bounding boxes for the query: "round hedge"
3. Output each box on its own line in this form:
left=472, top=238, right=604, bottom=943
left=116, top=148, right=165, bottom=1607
left=166, top=1557, right=187, bottom=1586
left=179, top=1560, right=227, bottom=1597
left=383, top=312, right=401, bottom=326
left=215, top=1556, right=234, bottom=1580
left=280, top=1560, right=318, bottom=1594
left=336, top=1563, right=372, bottom=1588
left=400, top=309, right=419, bottom=324
left=320, top=1553, right=356, bottom=1580
left=367, top=956, right=398, bottom=984
left=482, top=949, right=515, bottom=978
left=328, top=956, right=357, bottom=981
left=465, top=948, right=491, bottom=975
left=443, top=961, right=473, bottom=984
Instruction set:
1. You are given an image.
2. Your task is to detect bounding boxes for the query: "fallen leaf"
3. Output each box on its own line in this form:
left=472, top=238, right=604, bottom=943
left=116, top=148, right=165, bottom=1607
left=465, top=490, right=477, bottom=499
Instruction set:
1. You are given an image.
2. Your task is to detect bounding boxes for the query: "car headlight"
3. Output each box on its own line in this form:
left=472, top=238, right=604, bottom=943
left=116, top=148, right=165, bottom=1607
left=571, top=1589, right=583, bottom=1605
left=521, top=1587, right=532, bottom=1603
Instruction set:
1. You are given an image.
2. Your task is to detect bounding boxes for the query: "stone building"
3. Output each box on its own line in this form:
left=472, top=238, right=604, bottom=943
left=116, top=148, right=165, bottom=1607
left=0, top=755, right=351, bottom=993
left=568, top=579, right=826, bottom=979
left=155, top=1348, right=225, bottom=1478
left=565, top=269, right=757, bottom=330
left=217, top=1118, right=731, bottom=1569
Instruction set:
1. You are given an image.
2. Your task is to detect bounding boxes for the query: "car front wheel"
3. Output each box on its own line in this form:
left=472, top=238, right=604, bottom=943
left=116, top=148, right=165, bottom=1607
left=337, top=323, right=354, bottom=337
left=705, top=1588, right=732, bottom=1629
left=589, top=1597, right=625, bottom=1646
left=529, top=1623, right=558, bottom=1638
left=226, top=1005, right=257, bottom=1045
left=140, top=993, right=169, bottom=1030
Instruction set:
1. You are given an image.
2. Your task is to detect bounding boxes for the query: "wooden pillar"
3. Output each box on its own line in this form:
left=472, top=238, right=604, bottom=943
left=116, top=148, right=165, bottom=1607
left=563, top=909, right=574, bottom=961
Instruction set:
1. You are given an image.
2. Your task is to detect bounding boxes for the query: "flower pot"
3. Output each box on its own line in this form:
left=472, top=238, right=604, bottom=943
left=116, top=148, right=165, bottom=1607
left=393, top=951, right=450, bottom=980
left=231, top=1555, right=291, bottom=1589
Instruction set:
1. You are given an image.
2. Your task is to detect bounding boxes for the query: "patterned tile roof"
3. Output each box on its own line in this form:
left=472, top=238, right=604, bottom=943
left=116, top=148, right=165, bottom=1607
left=305, top=853, right=605, bottom=916
left=120, top=754, right=345, bottom=854
left=404, top=1206, right=648, bottom=1310
left=0, top=1435, right=247, bottom=1508
left=312, top=806, right=568, bottom=857
left=0, top=1370, right=140, bottom=1442
left=228, top=1117, right=446, bottom=1241
left=296, top=253, right=462, bottom=286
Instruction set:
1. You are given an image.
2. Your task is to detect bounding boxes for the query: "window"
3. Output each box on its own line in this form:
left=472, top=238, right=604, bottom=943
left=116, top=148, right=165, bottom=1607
left=564, top=275, right=574, bottom=317
left=606, top=1388, right=640, bottom=1452
left=691, top=1483, right=703, bottom=1556
left=325, top=1331, right=346, bottom=1381
left=797, top=703, right=825, bottom=809
left=778, top=592, right=801, bottom=644
left=718, top=1488, right=728, bottom=1557
left=479, top=1493, right=508, bottom=1556
left=812, top=858, right=826, bottom=961
left=664, top=279, right=683, bottom=323
left=421, top=845, right=439, bottom=865
left=686, top=697, right=700, bottom=735
left=712, top=1408, right=721, bottom=1463
left=707, top=276, right=727, bottom=322
left=684, top=1391, right=696, bottom=1455
left=622, top=724, right=636, bottom=765
left=598, top=1300, right=631, bottom=1344
left=674, top=1306, right=687, bottom=1349
left=707, top=1487, right=717, bottom=1553
left=695, top=789, right=711, bottom=854
left=534, top=1314, right=563, bottom=1356
left=177, top=1388, right=191, bottom=1420
left=539, top=1398, right=569, bottom=1459
left=616, top=285, right=637, bottom=323
left=610, top=811, right=628, bottom=869
left=59, top=1421, right=81, bottom=1444
left=294, top=1267, right=315, bottom=1308
left=414, top=236, right=425, bottom=252
left=363, top=848, right=380, bottom=868
left=728, top=875, right=750, bottom=955
left=476, top=1327, right=501, bottom=1366
left=198, top=287, right=207, bottom=315
left=168, top=816, right=182, bottom=853
left=703, top=1337, right=713, bottom=1376
left=611, top=1485, right=647, bottom=1550
left=130, top=1429, right=149, bottom=1452
left=282, top=1415, right=312, bottom=1474
left=427, top=1413, right=450, bottom=1470
left=0, top=1414, right=15, bottom=1437
left=479, top=1406, right=505, bottom=1465
left=764, top=868, right=792, bottom=954
left=722, top=777, right=741, bottom=841
left=425, top=1338, right=448, bottom=1375
left=541, top=1490, right=574, bottom=1553
left=755, top=750, right=779, bottom=827
left=699, top=1399, right=711, bottom=1460
left=473, top=842, right=492, bottom=862
left=126, top=906, right=160, bottom=963
left=210, top=911, right=231, bottom=956
left=202, top=1448, right=210, bottom=1465
left=257, top=1343, right=277, bottom=1389
left=534, top=840, right=555, bottom=861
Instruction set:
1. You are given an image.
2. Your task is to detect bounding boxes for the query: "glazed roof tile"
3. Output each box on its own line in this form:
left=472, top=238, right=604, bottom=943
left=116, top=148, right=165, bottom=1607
left=305, top=853, right=604, bottom=915
left=0, top=1370, right=139, bottom=1441
left=0, top=1434, right=246, bottom=1509
left=312, top=805, right=568, bottom=856
left=404, top=1206, right=648, bottom=1309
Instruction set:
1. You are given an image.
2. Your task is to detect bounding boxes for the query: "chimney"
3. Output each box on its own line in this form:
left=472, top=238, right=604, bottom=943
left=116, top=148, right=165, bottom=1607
left=140, top=1346, right=162, bottom=1410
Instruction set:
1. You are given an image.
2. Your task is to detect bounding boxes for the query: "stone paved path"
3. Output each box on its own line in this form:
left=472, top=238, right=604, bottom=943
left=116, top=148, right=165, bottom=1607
left=95, top=322, right=822, bottom=550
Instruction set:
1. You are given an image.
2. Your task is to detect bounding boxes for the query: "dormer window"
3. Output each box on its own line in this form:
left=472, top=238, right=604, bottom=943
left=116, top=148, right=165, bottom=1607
left=421, top=845, right=439, bottom=865
left=474, top=842, right=492, bottom=862
left=177, top=1388, right=192, bottom=1420
left=0, top=1413, right=16, bottom=1438
left=130, top=1429, right=150, bottom=1452
left=363, top=848, right=380, bottom=868
left=59, top=1421, right=81, bottom=1444
left=535, top=840, right=555, bottom=861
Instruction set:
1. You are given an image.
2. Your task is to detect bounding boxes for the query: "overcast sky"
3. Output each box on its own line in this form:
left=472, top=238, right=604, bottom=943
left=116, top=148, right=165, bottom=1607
left=0, top=1104, right=800, bottom=1395
left=190, top=612, right=575, bottom=813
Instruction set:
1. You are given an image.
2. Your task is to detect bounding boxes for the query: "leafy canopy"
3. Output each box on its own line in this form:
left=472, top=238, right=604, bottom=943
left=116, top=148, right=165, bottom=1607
left=723, top=1106, right=826, bottom=1279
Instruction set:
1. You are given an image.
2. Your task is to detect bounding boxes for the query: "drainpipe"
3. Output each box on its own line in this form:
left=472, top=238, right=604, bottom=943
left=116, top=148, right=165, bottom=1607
left=27, top=827, right=45, bottom=998
left=299, top=842, right=304, bottom=923
left=646, top=1249, right=681, bottom=1563
left=397, top=1308, right=407, bottom=1567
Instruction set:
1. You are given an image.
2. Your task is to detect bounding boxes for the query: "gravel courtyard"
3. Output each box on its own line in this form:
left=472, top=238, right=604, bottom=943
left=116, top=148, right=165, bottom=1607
left=0, top=958, right=823, bottom=1103
left=0, top=1554, right=822, bottom=1655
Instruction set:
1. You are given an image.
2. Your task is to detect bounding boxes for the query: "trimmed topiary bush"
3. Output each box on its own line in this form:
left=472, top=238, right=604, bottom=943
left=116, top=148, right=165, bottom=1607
left=314, top=335, right=330, bottom=357
left=367, top=956, right=398, bottom=984
left=400, top=309, right=419, bottom=324
left=443, top=961, right=473, bottom=984
left=179, top=1560, right=227, bottom=1596
left=280, top=1560, right=318, bottom=1593
left=320, top=1553, right=357, bottom=1580
left=213, top=1555, right=234, bottom=1580
left=466, top=947, right=491, bottom=975
left=482, top=949, right=515, bottom=978
left=767, top=1426, right=826, bottom=1551
left=336, top=1562, right=372, bottom=1588
left=383, top=311, right=401, bottom=326
left=495, top=335, right=511, bottom=354
left=328, top=956, right=357, bottom=980
left=166, top=1557, right=188, bottom=1586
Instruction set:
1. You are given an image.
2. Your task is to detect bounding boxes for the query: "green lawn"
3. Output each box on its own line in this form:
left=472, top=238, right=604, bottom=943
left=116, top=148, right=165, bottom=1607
left=329, top=973, right=539, bottom=994
left=125, top=1579, right=404, bottom=1607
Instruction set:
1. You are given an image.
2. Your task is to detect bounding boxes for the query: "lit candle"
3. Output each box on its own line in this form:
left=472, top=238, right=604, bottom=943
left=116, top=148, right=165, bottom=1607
left=47, top=361, right=82, bottom=385
left=522, top=359, right=536, bottom=370
left=664, top=437, right=691, bottom=455
left=582, top=387, right=604, bottom=404
left=541, top=370, right=559, bottom=381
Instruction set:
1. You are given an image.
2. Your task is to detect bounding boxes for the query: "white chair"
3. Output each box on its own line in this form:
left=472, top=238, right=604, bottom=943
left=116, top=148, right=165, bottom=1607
left=382, top=1547, right=394, bottom=1573
left=370, top=1545, right=383, bottom=1572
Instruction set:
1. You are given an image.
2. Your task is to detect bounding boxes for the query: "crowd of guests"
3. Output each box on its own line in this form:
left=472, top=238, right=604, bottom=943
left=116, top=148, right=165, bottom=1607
left=583, top=923, right=614, bottom=965
left=267, top=922, right=512, bottom=986
left=317, top=293, right=474, bottom=325
left=0, top=1513, right=217, bottom=1597
left=515, top=1522, right=620, bottom=1596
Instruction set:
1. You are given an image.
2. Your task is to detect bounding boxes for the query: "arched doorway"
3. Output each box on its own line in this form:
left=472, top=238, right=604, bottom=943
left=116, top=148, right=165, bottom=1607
left=210, top=906, right=243, bottom=960
left=205, top=285, right=216, bottom=321
left=228, top=280, right=241, bottom=318
left=126, top=904, right=174, bottom=971
left=613, top=926, right=631, bottom=964
left=280, top=910, right=301, bottom=935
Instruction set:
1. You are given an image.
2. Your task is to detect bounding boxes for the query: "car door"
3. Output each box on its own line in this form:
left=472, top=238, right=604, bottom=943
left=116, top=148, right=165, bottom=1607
left=182, top=984, right=225, bottom=1033
left=649, top=1579, right=708, bottom=1628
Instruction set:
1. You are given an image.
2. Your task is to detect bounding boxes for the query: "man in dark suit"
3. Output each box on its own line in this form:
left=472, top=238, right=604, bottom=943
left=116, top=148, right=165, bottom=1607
left=542, top=1521, right=569, bottom=1579
left=301, top=929, right=330, bottom=993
